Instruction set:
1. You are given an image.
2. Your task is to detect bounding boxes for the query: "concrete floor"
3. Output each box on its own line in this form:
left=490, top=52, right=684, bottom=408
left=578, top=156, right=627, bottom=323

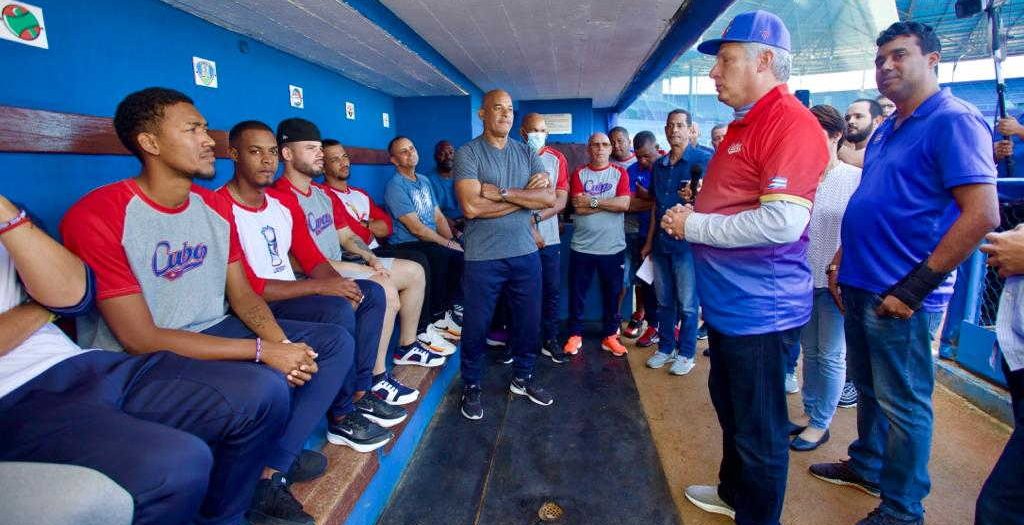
left=626, top=337, right=1013, bottom=525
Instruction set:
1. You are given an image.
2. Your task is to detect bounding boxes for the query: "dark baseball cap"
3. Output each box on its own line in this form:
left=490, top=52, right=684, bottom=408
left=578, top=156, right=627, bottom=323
left=697, top=10, right=791, bottom=55
left=276, top=118, right=321, bottom=144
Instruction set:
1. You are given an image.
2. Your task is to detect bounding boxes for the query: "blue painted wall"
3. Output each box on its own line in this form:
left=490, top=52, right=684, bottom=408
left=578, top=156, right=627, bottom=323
left=0, top=0, right=398, bottom=234
left=394, top=95, right=477, bottom=173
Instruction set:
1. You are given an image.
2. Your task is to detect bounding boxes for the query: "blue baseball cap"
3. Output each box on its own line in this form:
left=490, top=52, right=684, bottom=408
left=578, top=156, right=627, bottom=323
left=697, top=10, right=791, bottom=55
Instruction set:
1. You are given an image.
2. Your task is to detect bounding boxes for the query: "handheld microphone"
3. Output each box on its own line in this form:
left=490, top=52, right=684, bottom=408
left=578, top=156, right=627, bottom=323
left=687, top=164, right=703, bottom=204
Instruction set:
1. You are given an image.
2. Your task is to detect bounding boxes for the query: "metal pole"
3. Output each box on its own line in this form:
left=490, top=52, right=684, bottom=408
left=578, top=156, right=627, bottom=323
left=988, top=0, right=1014, bottom=176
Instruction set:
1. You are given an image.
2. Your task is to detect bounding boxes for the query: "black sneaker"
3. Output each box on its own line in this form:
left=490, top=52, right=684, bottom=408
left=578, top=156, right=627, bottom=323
left=496, top=348, right=514, bottom=365
left=460, top=385, right=483, bottom=420
left=855, top=509, right=923, bottom=525
left=809, top=460, right=881, bottom=497
left=541, top=339, right=568, bottom=363
left=510, top=376, right=554, bottom=406
left=354, top=393, right=408, bottom=428
left=247, top=472, right=315, bottom=525
left=285, top=449, right=327, bottom=484
left=326, top=412, right=392, bottom=453
left=838, top=381, right=859, bottom=408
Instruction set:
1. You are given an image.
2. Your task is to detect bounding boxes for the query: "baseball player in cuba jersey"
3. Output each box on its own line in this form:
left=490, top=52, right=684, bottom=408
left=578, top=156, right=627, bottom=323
left=319, top=138, right=456, bottom=366
left=219, top=119, right=409, bottom=454
left=271, top=119, right=452, bottom=372
left=61, top=88, right=354, bottom=525
left=563, top=132, right=632, bottom=358
left=0, top=193, right=288, bottom=525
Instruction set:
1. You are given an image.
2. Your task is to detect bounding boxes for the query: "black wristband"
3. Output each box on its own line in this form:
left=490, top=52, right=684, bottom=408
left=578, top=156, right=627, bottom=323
left=883, top=260, right=948, bottom=311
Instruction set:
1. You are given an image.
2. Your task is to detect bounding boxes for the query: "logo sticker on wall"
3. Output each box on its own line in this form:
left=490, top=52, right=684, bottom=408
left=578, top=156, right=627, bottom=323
left=289, top=85, right=304, bottom=109
left=192, top=57, right=218, bottom=88
left=382, top=112, right=390, bottom=128
left=1, top=2, right=48, bottom=49
left=345, top=102, right=356, bottom=120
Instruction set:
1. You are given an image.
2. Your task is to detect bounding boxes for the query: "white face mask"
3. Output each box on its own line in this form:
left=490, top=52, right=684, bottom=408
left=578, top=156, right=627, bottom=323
left=526, top=132, right=547, bottom=152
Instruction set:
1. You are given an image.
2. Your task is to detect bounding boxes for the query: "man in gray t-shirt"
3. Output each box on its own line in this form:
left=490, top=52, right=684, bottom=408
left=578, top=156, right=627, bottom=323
left=564, top=133, right=631, bottom=357
left=452, top=89, right=556, bottom=420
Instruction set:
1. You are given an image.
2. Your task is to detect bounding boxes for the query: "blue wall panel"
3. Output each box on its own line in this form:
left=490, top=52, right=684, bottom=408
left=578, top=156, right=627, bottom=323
left=394, top=95, right=476, bottom=171
left=0, top=0, right=401, bottom=231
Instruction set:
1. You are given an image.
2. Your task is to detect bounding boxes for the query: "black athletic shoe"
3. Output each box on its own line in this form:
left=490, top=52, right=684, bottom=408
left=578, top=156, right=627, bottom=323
left=247, top=472, right=315, bottom=525
left=354, top=393, right=408, bottom=428
left=855, top=509, right=923, bottom=525
left=285, top=449, right=327, bottom=484
left=326, top=412, right=392, bottom=453
left=541, top=339, right=568, bottom=363
left=809, top=460, right=881, bottom=497
left=461, top=385, right=483, bottom=420
left=510, top=376, right=554, bottom=406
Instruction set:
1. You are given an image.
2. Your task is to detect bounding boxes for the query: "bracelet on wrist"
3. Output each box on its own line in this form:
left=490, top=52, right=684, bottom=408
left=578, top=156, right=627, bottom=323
left=255, top=337, right=263, bottom=363
left=0, top=209, right=29, bottom=236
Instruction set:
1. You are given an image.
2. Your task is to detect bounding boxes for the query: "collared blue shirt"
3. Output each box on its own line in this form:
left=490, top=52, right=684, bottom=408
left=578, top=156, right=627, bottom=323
left=650, top=145, right=712, bottom=254
left=840, top=88, right=997, bottom=311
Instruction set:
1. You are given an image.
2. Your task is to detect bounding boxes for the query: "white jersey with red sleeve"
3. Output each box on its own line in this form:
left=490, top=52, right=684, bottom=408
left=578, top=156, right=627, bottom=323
left=216, top=186, right=328, bottom=295
left=324, top=184, right=392, bottom=249
left=60, top=180, right=242, bottom=352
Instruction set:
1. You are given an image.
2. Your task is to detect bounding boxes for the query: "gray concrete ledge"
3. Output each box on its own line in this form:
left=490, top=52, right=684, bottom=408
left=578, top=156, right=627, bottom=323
left=935, top=358, right=1013, bottom=426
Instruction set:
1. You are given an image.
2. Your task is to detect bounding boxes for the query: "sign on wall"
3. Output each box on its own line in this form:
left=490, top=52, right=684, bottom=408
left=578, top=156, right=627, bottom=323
left=1, top=2, right=48, bottom=49
left=541, top=113, right=572, bottom=135
left=345, top=102, right=356, bottom=120
left=192, top=57, right=218, bottom=88
left=289, top=85, right=304, bottom=108
left=382, top=112, right=390, bottom=128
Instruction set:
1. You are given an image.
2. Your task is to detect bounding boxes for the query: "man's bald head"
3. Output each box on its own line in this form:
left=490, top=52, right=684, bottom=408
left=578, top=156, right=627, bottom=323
left=479, top=89, right=514, bottom=137
left=587, top=132, right=612, bottom=166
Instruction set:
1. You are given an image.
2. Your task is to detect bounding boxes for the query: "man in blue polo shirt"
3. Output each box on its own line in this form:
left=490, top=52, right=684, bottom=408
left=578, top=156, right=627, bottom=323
left=810, top=22, right=999, bottom=525
left=644, top=109, right=710, bottom=376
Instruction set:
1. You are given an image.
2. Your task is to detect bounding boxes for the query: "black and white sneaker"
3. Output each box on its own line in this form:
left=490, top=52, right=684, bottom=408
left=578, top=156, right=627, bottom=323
left=355, top=393, right=408, bottom=428
left=285, top=449, right=327, bottom=485
left=510, top=376, right=554, bottom=406
left=327, top=412, right=392, bottom=453
left=838, top=381, right=858, bottom=408
left=247, top=472, right=315, bottom=525
left=541, top=339, right=568, bottom=363
left=460, top=385, right=483, bottom=420
left=371, top=372, right=419, bottom=405
left=393, top=342, right=446, bottom=367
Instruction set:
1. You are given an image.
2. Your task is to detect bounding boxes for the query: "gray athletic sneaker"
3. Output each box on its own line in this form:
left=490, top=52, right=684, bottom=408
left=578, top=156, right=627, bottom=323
left=646, top=350, right=676, bottom=369
left=684, top=485, right=735, bottom=519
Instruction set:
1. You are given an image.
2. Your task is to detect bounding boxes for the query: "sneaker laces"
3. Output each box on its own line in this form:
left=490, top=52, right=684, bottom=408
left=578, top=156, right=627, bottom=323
left=375, top=376, right=399, bottom=395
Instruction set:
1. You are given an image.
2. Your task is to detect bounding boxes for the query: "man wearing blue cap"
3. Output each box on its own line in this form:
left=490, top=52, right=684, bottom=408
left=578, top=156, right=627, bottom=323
left=660, top=10, right=828, bottom=524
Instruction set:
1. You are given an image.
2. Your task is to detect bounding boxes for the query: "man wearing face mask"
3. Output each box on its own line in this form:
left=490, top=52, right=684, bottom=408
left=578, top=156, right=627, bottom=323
left=428, top=140, right=464, bottom=237
left=838, top=98, right=885, bottom=168
left=521, top=113, right=570, bottom=363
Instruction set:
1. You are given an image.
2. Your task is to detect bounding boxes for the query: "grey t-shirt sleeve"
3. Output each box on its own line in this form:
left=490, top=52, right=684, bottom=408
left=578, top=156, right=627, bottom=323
left=453, top=144, right=480, bottom=182
left=385, top=178, right=416, bottom=219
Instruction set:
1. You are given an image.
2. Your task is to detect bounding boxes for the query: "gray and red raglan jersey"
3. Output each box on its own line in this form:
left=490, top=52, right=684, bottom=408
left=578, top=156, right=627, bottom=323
left=272, top=177, right=355, bottom=262
left=61, top=179, right=243, bottom=351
